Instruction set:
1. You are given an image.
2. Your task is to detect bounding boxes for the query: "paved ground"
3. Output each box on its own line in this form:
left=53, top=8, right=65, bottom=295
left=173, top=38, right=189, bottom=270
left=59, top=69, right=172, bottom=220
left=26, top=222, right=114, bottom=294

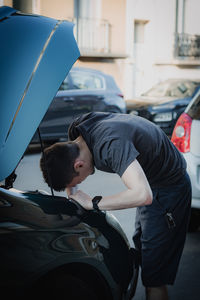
left=14, top=149, right=200, bottom=300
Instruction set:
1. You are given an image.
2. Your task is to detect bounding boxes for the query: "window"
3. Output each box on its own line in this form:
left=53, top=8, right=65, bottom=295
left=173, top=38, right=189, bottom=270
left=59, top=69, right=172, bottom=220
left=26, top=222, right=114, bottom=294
left=169, top=82, right=199, bottom=97
left=13, top=0, right=35, bottom=13
left=142, top=81, right=170, bottom=97
left=59, top=76, right=70, bottom=91
left=142, top=80, right=200, bottom=98
left=134, top=21, right=145, bottom=44
left=70, top=71, right=103, bottom=90
left=59, top=71, right=104, bottom=91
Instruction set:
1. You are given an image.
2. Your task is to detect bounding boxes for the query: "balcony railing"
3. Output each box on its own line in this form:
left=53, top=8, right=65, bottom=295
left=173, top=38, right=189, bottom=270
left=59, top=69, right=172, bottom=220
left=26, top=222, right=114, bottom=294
left=72, top=17, right=111, bottom=55
left=174, top=33, right=200, bottom=59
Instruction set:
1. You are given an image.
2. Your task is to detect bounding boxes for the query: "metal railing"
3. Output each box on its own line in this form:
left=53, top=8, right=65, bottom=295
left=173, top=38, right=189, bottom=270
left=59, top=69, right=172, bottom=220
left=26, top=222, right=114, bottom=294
left=72, top=17, right=111, bottom=54
left=174, top=33, right=200, bottom=58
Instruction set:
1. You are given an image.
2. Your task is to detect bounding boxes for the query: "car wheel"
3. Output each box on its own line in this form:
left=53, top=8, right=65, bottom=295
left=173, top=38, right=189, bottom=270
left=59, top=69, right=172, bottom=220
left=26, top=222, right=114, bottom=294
left=188, top=208, right=200, bottom=232
left=33, top=273, right=101, bottom=300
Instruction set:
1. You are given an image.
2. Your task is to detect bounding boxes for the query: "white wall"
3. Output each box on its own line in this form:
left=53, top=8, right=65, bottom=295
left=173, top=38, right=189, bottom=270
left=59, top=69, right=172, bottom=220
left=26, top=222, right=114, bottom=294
left=124, top=0, right=200, bottom=99
left=185, top=0, right=200, bottom=34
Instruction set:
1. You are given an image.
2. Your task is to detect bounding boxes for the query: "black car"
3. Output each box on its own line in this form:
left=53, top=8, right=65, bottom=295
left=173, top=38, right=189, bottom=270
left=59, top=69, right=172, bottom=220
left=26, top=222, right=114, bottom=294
left=0, top=6, right=138, bottom=299
left=126, top=79, right=200, bottom=136
left=32, top=67, right=126, bottom=142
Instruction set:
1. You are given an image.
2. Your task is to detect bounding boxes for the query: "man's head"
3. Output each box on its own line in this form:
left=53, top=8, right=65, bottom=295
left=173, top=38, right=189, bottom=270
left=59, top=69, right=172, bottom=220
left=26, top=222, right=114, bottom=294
left=40, top=139, right=94, bottom=192
left=40, top=141, right=80, bottom=191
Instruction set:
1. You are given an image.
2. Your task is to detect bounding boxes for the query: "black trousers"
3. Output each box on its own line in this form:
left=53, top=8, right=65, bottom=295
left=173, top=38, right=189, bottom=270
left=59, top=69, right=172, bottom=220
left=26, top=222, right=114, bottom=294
left=133, top=173, right=192, bottom=287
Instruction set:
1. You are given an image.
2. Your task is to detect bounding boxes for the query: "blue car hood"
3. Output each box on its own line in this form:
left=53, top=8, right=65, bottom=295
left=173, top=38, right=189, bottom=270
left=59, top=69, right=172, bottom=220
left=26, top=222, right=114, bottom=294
left=0, top=6, right=80, bottom=181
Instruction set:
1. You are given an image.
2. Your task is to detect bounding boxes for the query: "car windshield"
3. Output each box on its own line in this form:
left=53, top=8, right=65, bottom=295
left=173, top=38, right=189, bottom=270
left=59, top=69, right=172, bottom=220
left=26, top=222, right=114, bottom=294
left=188, top=94, right=200, bottom=120
left=60, top=71, right=104, bottom=91
left=142, top=81, right=200, bottom=98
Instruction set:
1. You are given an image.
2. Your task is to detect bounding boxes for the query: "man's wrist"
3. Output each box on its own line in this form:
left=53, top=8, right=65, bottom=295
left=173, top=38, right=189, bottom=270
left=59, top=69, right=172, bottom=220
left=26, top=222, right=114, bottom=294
left=92, top=196, right=102, bottom=211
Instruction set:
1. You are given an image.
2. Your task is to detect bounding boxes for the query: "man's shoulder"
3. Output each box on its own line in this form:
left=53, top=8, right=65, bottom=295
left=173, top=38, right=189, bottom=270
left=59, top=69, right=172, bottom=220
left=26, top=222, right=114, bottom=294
left=68, top=112, right=110, bottom=140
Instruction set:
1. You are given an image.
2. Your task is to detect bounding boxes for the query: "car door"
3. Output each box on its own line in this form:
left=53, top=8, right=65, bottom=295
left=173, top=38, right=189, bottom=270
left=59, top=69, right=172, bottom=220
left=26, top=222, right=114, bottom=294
left=36, top=69, right=105, bottom=141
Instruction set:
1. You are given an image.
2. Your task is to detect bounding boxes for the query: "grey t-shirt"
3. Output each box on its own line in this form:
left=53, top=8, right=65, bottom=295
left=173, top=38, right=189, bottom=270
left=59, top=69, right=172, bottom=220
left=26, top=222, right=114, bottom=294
left=68, top=112, right=186, bottom=188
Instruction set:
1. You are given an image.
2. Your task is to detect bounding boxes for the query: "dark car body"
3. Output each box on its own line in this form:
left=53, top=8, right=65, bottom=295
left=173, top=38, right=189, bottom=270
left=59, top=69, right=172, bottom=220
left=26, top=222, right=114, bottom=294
left=32, top=67, right=126, bottom=143
left=126, top=79, right=200, bottom=136
left=0, top=6, right=138, bottom=299
left=0, top=188, right=138, bottom=299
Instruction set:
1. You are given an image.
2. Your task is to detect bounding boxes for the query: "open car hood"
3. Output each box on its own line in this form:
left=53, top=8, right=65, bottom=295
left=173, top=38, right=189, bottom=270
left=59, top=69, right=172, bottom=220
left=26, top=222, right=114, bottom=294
left=0, top=6, right=80, bottom=181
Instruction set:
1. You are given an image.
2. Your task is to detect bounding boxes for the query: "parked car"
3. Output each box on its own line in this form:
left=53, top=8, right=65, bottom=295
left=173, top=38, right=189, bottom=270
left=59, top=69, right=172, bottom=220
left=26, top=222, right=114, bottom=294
left=126, top=78, right=200, bottom=137
left=32, top=67, right=126, bottom=142
left=0, top=6, right=138, bottom=299
left=171, top=89, right=200, bottom=231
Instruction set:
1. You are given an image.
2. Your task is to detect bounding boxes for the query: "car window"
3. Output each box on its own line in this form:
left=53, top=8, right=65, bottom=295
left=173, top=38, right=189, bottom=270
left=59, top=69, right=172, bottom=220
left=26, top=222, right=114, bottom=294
left=168, top=82, right=199, bottom=98
left=142, top=82, right=170, bottom=97
left=70, top=71, right=104, bottom=90
left=59, top=76, right=70, bottom=91
left=142, top=81, right=200, bottom=98
left=187, top=94, right=200, bottom=120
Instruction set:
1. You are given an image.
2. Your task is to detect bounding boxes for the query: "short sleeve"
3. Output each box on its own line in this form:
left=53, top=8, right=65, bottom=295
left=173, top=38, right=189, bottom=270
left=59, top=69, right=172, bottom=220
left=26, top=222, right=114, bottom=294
left=68, top=113, right=94, bottom=140
left=95, top=138, right=139, bottom=177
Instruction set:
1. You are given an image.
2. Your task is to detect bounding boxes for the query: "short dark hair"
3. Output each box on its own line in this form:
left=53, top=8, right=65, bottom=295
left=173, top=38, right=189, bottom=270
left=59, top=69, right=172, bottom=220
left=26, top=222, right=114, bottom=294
left=40, top=142, right=80, bottom=191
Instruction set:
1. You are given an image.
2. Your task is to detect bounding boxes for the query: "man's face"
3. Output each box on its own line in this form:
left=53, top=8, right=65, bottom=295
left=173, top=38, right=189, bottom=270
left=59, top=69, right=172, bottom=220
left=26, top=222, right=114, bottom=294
left=67, top=160, right=95, bottom=188
left=67, top=172, right=88, bottom=188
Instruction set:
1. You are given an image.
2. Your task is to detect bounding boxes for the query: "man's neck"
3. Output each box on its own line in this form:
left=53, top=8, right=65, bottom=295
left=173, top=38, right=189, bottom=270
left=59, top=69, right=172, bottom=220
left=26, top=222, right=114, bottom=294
left=75, top=136, right=92, bottom=161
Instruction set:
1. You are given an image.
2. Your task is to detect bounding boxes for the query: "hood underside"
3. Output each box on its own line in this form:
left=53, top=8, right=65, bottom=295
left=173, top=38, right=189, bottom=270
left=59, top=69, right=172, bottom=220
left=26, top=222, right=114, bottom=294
left=0, top=6, right=80, bottom=181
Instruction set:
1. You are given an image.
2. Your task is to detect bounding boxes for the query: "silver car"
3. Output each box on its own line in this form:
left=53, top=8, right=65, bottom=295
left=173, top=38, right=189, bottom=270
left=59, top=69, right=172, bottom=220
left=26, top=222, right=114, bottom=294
left=171, top=89, right=200, bottom=231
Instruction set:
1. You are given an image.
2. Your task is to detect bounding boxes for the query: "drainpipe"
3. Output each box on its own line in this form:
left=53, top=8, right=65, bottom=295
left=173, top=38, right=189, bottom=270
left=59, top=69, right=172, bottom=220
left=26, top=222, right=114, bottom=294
left=175, top=0, right=179, bottom=35
left=174, top=0, right=179, bottom=57
left=74, top=0, right=79, bottom=43
left=182, top=0, right=185, bottom=34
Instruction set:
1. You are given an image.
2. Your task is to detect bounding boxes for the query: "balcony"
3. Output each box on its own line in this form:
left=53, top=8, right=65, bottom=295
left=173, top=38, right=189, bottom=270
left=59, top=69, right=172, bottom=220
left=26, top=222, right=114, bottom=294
left=71, top=17, right=127, bottom=59
left=174, top=33, right=200, bottom=65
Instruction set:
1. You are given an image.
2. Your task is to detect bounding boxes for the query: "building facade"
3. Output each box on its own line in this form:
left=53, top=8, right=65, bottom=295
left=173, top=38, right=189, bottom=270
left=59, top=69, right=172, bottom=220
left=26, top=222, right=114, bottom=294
left=125, top=0, right=200, bottom=97
left=1, top=0, right=200, bottom=99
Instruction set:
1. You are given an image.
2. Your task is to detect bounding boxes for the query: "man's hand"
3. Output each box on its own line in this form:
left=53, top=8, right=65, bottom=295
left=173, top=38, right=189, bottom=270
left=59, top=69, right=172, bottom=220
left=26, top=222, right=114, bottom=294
left=65, top=159, right=152, bottom=212
left=68, top=189, right=93, bottom=210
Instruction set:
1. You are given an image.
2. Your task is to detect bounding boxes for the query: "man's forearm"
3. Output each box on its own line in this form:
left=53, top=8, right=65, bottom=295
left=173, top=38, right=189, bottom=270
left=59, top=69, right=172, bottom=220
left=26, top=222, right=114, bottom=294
left=68, top=186, right=152, bottom=211
left=97, top=187, right=152, bottom=211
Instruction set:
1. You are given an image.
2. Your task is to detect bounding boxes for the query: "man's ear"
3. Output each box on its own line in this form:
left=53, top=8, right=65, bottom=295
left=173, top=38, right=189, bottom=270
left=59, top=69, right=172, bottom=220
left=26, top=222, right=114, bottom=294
left=74, top=159, right=84, bottom=171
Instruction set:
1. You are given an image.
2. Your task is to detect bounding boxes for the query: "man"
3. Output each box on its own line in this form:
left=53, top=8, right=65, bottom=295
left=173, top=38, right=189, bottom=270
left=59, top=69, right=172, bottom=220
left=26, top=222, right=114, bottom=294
left=40, top=112, right=191, bottom=300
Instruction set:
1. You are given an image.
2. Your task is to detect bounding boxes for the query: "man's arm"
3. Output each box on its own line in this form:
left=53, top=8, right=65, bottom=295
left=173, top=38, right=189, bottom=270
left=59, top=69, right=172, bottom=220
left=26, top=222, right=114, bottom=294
left=68, top=159, right=152, bottom=210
